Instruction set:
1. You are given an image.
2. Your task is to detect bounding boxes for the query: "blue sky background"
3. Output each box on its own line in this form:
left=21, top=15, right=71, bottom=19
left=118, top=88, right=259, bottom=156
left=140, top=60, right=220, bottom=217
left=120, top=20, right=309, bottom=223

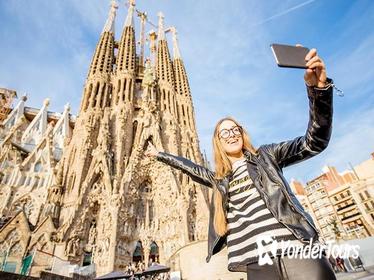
left=0, top=0, right=373, bottom=185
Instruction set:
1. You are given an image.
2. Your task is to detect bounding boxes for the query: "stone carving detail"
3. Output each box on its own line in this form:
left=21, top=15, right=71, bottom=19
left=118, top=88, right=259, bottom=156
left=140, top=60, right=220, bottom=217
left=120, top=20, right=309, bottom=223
left=0, top=4, right=209, bottom=276
left=142, top=58, right=156, bottom=88
left=65, top=236, right=80, bottom=257
left=86, top=220, right=97, bottom=251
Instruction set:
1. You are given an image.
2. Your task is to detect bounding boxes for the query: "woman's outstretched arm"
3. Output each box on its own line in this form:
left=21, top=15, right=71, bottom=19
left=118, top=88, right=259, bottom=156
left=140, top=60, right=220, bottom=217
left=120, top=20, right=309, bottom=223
left=268, top=47, right=333, bottom=168
left=145, top=143, right=215, bottom=187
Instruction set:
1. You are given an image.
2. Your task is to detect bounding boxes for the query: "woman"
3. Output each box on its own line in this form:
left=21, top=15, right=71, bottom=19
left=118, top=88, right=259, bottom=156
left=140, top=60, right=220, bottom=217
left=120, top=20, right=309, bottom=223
left=145, top=47, right=336, bottom=279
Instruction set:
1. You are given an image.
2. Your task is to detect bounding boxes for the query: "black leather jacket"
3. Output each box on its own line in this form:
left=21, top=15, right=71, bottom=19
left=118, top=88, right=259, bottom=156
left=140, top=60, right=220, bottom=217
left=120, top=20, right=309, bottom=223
left=156, top=82, right=333, bottom=263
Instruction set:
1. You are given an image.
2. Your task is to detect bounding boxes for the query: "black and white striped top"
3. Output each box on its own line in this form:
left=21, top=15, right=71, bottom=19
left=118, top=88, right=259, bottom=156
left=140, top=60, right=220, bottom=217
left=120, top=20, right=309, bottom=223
left=227, top=159, right=304, bottom=272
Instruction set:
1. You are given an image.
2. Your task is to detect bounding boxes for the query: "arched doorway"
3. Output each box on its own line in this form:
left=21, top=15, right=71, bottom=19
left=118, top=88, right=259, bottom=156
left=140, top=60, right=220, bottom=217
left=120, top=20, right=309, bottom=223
left=82, top=251, right=92, bottom=266
left=149, top=241, right=159, bottom=264
left=132, top=241, right=144, bottom=263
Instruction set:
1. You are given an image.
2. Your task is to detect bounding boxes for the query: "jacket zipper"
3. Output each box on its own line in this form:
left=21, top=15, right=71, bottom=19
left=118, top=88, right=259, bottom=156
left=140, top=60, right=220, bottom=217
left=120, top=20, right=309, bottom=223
left=258, top=155, right=320, bottom=237
left=257, top=186, right=308, bottom=243
left=278, top=184, right=320, bottom=237
left=252, top=166, right=317, bottom=244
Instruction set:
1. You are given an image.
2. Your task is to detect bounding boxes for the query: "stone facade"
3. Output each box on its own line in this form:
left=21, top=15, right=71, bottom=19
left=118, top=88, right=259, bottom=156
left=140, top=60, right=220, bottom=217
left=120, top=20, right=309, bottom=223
left=0, top=1, right=211, bottom=277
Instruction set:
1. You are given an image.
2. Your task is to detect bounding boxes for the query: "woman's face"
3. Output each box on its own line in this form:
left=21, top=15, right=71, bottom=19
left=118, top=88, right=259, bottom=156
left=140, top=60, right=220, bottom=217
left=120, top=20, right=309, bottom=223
left=218, top=120, right=243, bottom=156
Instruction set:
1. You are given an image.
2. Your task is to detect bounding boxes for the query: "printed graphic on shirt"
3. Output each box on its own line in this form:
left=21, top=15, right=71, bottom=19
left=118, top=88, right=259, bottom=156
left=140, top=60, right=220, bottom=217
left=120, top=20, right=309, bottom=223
left=226, top=159, right=304, bottom=273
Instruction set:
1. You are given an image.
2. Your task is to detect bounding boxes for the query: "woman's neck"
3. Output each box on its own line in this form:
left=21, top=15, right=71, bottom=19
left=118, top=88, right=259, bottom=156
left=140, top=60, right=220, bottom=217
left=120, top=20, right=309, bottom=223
left=227, top=151, right=245, bottom=164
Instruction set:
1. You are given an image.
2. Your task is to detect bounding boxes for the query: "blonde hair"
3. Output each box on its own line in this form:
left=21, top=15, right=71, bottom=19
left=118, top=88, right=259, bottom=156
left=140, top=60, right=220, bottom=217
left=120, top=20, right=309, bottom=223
left=212, top=117, right=257, bottom=236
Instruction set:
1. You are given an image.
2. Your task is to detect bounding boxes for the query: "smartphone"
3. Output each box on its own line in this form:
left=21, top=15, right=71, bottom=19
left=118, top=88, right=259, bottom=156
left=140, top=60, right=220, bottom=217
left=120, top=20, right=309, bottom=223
left=270, top=44, right=310, bottom=69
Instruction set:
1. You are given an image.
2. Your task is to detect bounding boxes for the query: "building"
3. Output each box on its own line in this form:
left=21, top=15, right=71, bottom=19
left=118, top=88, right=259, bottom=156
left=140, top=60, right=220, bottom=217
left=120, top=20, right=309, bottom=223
left=0, top=96, right=75, bottom=274
left=302, top=154, right=374, bottom=242
left=304, top=174, right=345, bottom=241
left=329, top=181, right=374, bottom=239
left=0, top=1, right=216, bottom=277
left=289, top=178, right=305, bottom=195
left=354, top=152, right=374, bottom=180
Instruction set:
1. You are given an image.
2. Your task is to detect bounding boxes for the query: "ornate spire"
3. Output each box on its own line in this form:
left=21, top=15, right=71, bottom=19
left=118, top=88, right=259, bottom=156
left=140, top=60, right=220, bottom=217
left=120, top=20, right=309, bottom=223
left=156, top=14, right=174, bottom=85
left=157, top=12, right=165, bottom=40
left=21, top=98, right=50, bottom=146
left=102, top=0, right=118, bottom=34
left=124, top=0, right=135, bottom=27
left=52, top=103, right=72, bottom=155
left=115, top=0, right=136, bottom=74
left=81, top=1, right=116, bottom=111
left=170, top=27, right=181, bottom=59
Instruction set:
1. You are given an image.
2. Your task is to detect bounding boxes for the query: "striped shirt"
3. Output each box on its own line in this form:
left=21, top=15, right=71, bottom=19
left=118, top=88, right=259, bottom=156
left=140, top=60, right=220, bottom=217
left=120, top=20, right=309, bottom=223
left=227, top=159, right=304, bottom=272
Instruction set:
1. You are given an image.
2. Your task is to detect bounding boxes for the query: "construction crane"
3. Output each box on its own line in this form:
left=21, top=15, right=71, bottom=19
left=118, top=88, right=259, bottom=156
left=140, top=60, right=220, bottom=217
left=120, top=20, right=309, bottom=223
left=126, top=1, right=173, bottom=68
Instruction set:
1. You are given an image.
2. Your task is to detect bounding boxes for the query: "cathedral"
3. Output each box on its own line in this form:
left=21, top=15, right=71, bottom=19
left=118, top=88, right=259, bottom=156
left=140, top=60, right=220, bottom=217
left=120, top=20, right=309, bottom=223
left=0, top=0, right=212, bottom=277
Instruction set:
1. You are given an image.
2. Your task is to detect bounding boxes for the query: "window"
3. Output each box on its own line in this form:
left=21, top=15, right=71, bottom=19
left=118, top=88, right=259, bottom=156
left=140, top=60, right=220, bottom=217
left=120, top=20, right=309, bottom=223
left=364, top=191, right=370, bottom=199
left=2, top=175, right=8, bottom=184
left=18, top=176, right=26, bottom=186
left=34, top=162, right=42, bottom=172
left=149, top=200, right=154, bottom=224
left=132, top=121, right=138, bottom=147
left=25, top=176, right=31, bottom=186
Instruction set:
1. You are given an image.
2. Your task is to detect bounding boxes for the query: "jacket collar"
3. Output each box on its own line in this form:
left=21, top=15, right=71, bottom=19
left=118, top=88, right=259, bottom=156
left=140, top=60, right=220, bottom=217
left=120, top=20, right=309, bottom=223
left=243, top=149, right=256, bottom=163
left=221, top=150, right=255, bottom=185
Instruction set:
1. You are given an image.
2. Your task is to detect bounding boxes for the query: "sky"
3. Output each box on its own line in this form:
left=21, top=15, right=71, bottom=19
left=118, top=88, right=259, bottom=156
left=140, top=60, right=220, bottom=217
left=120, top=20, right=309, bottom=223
left=0, top=0, right=373, bottom=185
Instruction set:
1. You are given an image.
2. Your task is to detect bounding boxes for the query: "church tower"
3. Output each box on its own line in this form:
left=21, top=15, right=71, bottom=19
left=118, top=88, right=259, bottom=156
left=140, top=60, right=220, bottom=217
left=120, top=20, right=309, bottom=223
left=52, top=1, right=121, bottom=273
left=155, top=13, right=180, bottom=155
left=171, top=27, right=202, bottom=163
left=0, top=0, right=210, bottom=277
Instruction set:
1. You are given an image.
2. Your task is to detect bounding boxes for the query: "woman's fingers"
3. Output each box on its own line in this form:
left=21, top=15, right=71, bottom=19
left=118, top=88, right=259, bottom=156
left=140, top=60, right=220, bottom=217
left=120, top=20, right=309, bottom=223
left=305, top=48, right=317, bottom=61
left=307, top=61, right=325, bottom=69
left=303, top=47, right=328, bottom=87
left=305, top=55, right=320, bottom=66
left=304, top=70, right=315, bottom=86
left=305, top=54, right=325, bottom=72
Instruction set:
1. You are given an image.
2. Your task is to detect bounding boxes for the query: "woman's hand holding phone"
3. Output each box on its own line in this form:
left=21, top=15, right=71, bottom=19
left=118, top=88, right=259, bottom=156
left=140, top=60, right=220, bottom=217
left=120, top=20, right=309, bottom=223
left=298, top=44, right=327, bottom=88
